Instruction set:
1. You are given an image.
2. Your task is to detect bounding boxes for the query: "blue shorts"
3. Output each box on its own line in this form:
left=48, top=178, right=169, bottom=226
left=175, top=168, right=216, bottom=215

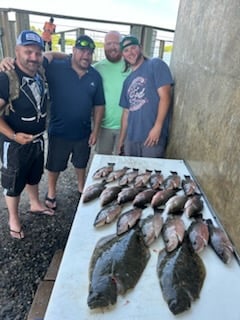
left=0, top=138, right=44, bottom=196
left=124, top=139, right=166, bottom=158
left=46, top=135, right=90, bottom=172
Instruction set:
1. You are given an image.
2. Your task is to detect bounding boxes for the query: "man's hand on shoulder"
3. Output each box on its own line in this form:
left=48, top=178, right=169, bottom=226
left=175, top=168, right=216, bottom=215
left=0, top=57, right=15, bottom=72
left=44, top=51, right=69, bottom=63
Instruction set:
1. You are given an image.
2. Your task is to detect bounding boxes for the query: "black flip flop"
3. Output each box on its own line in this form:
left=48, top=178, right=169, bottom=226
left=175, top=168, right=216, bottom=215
left=45, top=194, right=57, bottom=210
left=10, top=228, right=24, bottom=240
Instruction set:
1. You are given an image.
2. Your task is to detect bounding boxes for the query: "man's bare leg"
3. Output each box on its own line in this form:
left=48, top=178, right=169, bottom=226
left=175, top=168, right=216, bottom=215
left=76, top=168, right=86, bottom=194
left=26, top=184, right=54, bottom=215
left=45, top=171, right=59, bottom=209
left=5, top=194, right=24, bottom=239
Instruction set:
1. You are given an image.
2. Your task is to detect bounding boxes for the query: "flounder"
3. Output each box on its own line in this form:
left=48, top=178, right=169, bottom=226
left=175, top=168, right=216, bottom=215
left=157, top=234, right=206, bottom=315
left=87, top=228, right=150, bottom=309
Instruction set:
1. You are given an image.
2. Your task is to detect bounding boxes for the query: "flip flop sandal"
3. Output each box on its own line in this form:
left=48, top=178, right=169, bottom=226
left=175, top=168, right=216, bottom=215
left=28, top=209, right=55, bottom=216
left=10, top=228, right=24, bottom=240
left=45, top=194, right=57, bottom=210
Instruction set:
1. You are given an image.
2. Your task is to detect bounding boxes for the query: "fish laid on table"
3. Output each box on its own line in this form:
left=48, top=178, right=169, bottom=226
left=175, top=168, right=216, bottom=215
left=82, top=180, right=107, bottom=203
left=116, top=207, right=142, bottom=235
left=157, top=234, right=206, bottom=315
left=162, top=215, right=185, bottom=252
left=162, top=171, right=181, bottom=190
left=207, top=219, right=234, bottom=264
left=132, top=188, right=157, bottom=208
left=118, top=168, right=139, bottom=186
left=187, top=216, right=209, bottom=253
left=117, top=186, right=145, bottom=205
left=94, top=201, right=123, bottom=227
left=139, top=209, right=163, bottom=246
left=134, top=169, right=152, bottom=188
left=182, top=175, right=201, bottom=196
left=100, top=185, right=122, bottom=206
left=87, top=227, right=150, bottom=309
left=184, top=195, right=204, bottom=218
left=151, top=188, right=176, bottom=208
left=164, top=194, right=188, bottom=215
left=105, top=166, right=130, bottom=183
left=149, top=170, right=164, bottom=190
left=92, top=163, right=115, bottom=179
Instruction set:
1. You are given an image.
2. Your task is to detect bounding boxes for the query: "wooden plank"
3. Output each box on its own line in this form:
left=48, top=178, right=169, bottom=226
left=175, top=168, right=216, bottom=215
left=44, top=249, right=63, bottom=281
left=27, top=280, right=54, bottom=320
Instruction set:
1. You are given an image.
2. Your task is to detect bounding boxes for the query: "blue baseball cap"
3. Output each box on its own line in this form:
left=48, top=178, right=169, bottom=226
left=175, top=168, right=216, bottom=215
left=16, top=30, right=44, bottom=50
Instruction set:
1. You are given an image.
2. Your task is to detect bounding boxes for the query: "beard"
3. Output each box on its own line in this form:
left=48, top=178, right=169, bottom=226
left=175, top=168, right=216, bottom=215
left=105, top=50, right=122, bottom=63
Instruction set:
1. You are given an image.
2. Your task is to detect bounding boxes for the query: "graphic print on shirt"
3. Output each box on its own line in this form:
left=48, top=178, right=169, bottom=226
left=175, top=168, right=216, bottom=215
left=128, top=76, right=148, bottom=111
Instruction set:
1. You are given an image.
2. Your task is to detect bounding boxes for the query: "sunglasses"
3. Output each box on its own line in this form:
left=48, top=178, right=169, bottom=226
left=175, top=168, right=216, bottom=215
left=76, top=40, right=95, bottom=49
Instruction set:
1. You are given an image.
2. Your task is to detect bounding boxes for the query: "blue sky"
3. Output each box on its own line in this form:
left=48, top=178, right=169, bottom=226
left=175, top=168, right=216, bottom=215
left=1, top=0, right=180, bottom=29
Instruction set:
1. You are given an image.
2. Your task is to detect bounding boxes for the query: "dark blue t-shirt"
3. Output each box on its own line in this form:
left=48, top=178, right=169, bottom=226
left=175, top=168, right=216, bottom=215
left=119, top=58, right=174, bottom=143
left=43, top=56, right=105, bottom=140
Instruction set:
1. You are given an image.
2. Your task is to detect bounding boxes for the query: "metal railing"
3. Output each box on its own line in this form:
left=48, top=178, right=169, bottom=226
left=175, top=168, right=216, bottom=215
left=0, top=7, right=175, bottom=63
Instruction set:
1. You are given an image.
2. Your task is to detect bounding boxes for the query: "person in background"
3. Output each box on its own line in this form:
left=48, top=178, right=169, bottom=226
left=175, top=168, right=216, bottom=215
left=42, top=16, right=56, bottom=51
left=0, top=30, right=54, bottom=239
left=0, top=35, right=105, bottom=211
left=94, top=31, right=130, bottom=155
left=118, top=35, right=174, bottom=158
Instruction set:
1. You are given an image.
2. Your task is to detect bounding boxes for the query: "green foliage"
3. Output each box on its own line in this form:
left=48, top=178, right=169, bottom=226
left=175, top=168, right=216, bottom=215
left=164, top=44, right=173, bottom=53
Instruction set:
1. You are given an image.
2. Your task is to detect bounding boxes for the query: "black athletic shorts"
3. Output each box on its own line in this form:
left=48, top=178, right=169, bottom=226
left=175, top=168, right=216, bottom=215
left=0, top=138, right=44, bottom=197
left=46, top=135, right=90, bottom=172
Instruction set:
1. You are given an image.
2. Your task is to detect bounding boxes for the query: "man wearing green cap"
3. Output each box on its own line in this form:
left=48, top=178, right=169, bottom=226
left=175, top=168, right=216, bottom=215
left=118, top=35, right=174, bottom=158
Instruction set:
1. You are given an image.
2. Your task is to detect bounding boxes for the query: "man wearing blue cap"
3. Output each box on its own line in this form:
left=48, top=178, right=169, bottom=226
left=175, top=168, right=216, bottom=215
left=0, top=30, right=54, bottom=239
left=118, top=35, right=174, bottom=158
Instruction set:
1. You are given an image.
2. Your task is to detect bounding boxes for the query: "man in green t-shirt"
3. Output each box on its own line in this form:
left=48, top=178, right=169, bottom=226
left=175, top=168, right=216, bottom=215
left=94, top=31, right=130, bottom=155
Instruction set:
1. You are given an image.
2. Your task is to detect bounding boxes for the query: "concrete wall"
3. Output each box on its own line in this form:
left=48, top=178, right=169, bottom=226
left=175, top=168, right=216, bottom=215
left=166, top=0, right=240, bottom=253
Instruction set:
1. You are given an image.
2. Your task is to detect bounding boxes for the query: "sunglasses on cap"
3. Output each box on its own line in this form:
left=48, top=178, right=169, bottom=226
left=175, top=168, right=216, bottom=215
left=75, top=39, right=95, bottom=49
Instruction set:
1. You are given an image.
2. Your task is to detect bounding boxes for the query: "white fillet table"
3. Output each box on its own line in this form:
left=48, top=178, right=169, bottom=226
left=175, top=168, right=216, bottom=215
left=44, top=155, right=240, bottom=320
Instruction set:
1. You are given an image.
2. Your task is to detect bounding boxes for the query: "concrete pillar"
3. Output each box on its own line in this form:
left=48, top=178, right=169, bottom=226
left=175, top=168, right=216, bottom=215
left=0, top=11, right=14, bottom=57
left=130, top=25, right=157, bottom=57
left=15, top=12, right=30, bottom=34
left=167, top=0, right=240, bottom=253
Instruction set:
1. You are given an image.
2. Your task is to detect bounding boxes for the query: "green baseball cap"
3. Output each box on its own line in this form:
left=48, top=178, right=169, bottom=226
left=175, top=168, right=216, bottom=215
left=120, top=35, right=140, bottom=51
